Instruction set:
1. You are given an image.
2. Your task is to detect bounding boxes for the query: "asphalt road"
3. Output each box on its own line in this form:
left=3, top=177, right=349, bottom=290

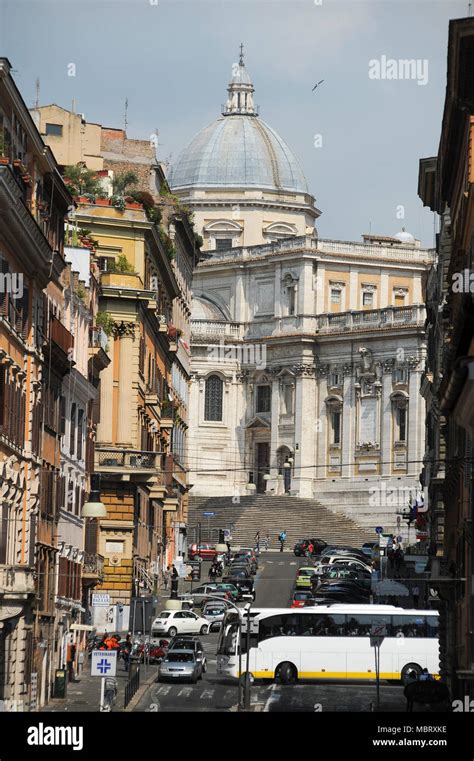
left=134, top=552, right=409, bottom=712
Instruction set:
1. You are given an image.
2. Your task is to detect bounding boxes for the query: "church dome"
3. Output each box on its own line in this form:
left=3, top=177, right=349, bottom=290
left=168, top=50, right=308, bottom=195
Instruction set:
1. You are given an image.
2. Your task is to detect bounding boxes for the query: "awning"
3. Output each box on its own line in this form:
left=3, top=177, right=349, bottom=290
left=374, top=579, right=410, bottom=597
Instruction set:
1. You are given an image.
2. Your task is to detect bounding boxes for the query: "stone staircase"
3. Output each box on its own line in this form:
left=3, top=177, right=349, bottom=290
left=188, top=495, right=374, bottom=548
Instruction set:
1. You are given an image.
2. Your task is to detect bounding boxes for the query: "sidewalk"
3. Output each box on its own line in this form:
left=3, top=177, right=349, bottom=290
left=41, top=657, right=158, bottom=713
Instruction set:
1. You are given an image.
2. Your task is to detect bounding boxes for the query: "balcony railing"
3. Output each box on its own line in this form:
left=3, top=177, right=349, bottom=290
left=316, top=305, right=425, bottom=334
left=191, top=320, right=244, bottom=339
left=161, top=402, right=176, bottom=421
left=95, top=447, right=165, bottom=474
left=89, top=326, right=109, bottom=352
left=0, top=565, right=35, bottom=596
left=83, top=553, right=104, bottom=580
left=49, top=314, right=74, bottom=355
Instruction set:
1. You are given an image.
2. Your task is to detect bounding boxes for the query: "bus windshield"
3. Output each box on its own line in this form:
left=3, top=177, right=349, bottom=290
left=218, top=622, right=239, bottom=655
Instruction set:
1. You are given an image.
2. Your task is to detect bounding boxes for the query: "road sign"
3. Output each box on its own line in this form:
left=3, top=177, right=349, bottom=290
left=371, top=623, right=387, bottom=637
left=92, top=593, right=110, bottom=607
left=91, top=650, right=117, bottom=677
left=202, top=512, right=216, bottom=517
left=375, top=526, right=383, bottom=534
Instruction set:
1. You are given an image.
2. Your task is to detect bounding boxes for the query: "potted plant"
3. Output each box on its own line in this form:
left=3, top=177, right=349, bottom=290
left=95, top=195, right=110, bottom=206
left=111, top=195, right=126, bottom=212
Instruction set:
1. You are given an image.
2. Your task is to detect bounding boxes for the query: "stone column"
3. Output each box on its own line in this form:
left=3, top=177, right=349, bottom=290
left=381, top=361, right=394, bottom=478
left=293, top=368, right=316, bottom=497
left=116, top=329, right=135, bottom=447
left=341, top=365, right=352, bottom=479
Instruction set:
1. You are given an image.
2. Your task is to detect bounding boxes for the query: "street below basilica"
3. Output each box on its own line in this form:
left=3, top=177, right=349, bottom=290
left=134, top=553, right=411, bottom=713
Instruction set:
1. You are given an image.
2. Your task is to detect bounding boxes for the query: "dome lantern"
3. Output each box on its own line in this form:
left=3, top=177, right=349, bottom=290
left=222, top=43, right=257, bottom=117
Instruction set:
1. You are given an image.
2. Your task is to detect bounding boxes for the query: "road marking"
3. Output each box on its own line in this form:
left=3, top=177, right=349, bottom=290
left=289, top=561, right=296, bottom=566
left=177, top=687, right=193, bottom=697
left=264, top=684, right=279, bottom=712
left=266, top=561, right=273, bottom=564
left=278, top=561, right=284, bottom=565
left=155, top=685, right=171, bottom=695
left=200, top=689, right=215, bottom=700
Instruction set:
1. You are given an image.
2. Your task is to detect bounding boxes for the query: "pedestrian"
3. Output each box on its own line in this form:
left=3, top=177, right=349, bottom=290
left=255, top=531, right=260, bottom=552
left=412, top=584, right=420, bottom=607
left=226, top=541, right=231, bottom=564
left=306, top=541, right=314, bottom=558
left=209, top=563, right=217, bottom=581
left=170, top=564, right=179, bottom=596
left=66, top=637, right=76, bottom=683
left=163, top=565, right=171, bottom=591
left=123, top=632, right=132, bottom=672
left=264, top=533, right=270, bottom=551
left=279, top=530, right=287, bottom=552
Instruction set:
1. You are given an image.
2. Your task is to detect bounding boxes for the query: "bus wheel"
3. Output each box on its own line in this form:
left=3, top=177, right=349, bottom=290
left=400, top=662, right=422, bottom=683
left=277, top=661, right=297, bottom=685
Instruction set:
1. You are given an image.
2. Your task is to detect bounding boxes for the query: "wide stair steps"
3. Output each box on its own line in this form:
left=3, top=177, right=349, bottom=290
left=188, top=495, right=374, bottom=549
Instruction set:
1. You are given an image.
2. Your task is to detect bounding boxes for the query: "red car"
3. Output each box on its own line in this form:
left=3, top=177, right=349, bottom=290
left=291, top=591, right=314, bottom=608
left=188, top=543, right=217, bottom=560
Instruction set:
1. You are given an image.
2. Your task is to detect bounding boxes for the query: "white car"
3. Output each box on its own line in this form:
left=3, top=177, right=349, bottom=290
left=322, top=556, right=372, bottom=573
left=151, top=610, right=210, bottom=638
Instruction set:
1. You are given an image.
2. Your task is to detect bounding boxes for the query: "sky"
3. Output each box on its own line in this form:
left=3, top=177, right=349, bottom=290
left=0, top=0, right=468, bottom=246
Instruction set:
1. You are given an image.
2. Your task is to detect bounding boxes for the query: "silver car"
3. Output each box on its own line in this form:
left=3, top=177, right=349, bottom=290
left=202, top=602, right=228, bottom=632
left=158, top=650, right=203, bottom=683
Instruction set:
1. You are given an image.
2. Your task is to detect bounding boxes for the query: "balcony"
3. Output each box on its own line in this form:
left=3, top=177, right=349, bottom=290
left=95, top=447, right=165, bottom=477
left=315, top=305, right=426, bottom=335
left=160, top=402, right=176, bottom=428
left=50, top=314, right=74, bottom=354
left=0, top=565, right=36, bottom=598
left=82, top=553, right=104, bottom=583
left=89, top=326, right=110, bottom=373
left=43, top=314, right=75, bottom=374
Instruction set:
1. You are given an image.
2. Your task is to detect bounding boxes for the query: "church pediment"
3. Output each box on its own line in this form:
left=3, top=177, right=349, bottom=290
left=246, top=415, right=271, bottom=429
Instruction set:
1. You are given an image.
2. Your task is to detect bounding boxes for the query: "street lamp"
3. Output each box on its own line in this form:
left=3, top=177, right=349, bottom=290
left=81, top=474, right=107, bottom=518
left=243, top=602, right=252, bottom=710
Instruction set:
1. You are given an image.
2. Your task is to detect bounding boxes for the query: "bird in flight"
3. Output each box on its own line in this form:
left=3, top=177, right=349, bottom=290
left=312, top=80, right=325, bottom=91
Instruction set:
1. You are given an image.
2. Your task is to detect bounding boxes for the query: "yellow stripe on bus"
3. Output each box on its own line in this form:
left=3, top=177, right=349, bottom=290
left=238, top=671, right=440, bottom=680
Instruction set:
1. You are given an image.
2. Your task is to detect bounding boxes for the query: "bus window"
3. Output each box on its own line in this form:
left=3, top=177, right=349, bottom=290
left=426, top=616, right=438, bottom=637
left=391, top=615, right=427, bottom=638
left=218, top=623, right=239, bottom=655
left=300, top=614, right=345, bottom=636
left=343, top=614, right=392, bottom=637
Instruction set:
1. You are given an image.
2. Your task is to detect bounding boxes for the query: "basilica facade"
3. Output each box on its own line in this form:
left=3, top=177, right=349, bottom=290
left=169, top=51, right=434, bottom=534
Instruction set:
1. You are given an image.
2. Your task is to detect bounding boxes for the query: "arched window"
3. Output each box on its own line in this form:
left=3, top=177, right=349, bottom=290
left=204, top=375, right=223, bottom=421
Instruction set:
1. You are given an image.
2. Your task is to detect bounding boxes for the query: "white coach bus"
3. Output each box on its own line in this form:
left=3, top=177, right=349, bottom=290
left=216, top=605, right=439, bottom=684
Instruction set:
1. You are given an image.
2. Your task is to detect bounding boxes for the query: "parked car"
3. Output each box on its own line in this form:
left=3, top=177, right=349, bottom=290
left=361, top=541, right=379, bottom=559
left=232, top=552, right=258, bottom=573
left=230, top=559, right=256, bottom=576
left=188, top=543, right=218, bottom=561
left=151, top=610, right=210, bottom=638
left=167, top=636, right=207, bottom=671
left=322, top=556, right=372, bottom=574
left=157, top=650, right=203, bottom=683
left=320, top=546, right=368, bottom=562
left=322, top=567, right=372, bottom=590
left=293, top=538, right=327, bottom=557
left=202, top=601, right=228, bottom=631
left=291, top=590, right=315, bottom=608
left=295, top=567, right=315, bottom=589
left=223, top=569, right=255, bottom=599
